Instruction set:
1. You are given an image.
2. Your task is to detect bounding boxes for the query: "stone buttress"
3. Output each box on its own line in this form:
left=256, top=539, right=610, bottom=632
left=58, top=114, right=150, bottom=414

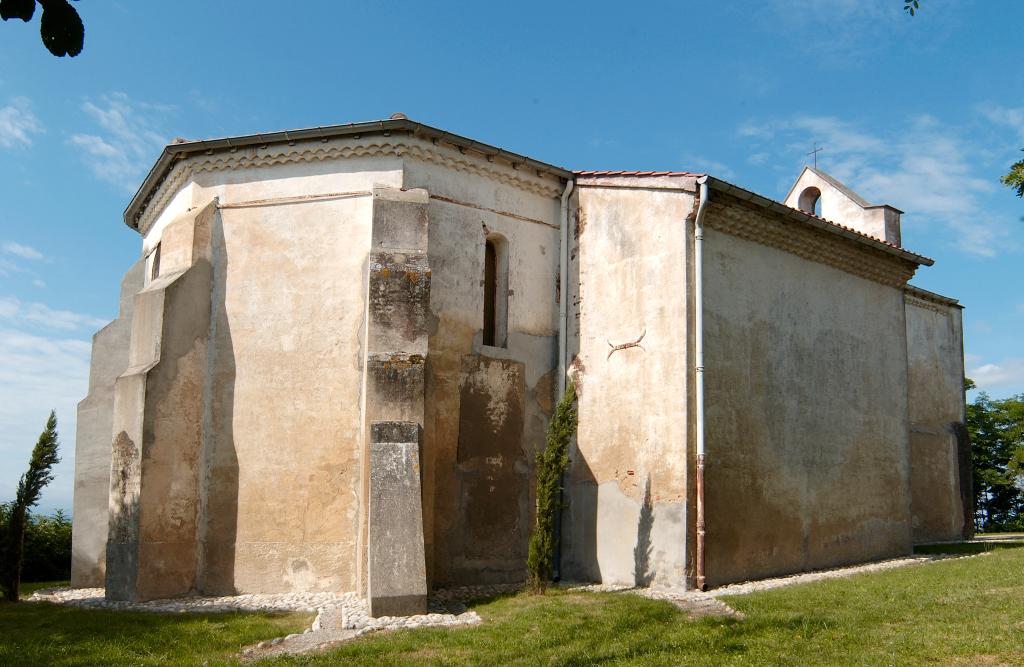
left=360, top=187, right=431, bottom=616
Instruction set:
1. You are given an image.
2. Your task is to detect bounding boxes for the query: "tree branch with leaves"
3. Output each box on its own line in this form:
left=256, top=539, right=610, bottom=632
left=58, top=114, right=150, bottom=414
left=1001, top=151, right=1024, bottom=198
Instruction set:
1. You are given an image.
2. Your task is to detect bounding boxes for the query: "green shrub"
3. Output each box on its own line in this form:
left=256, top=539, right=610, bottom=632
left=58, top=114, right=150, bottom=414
left=527, top=381, right=577, bottom=593
left=0, top=504, right=72, bottom=584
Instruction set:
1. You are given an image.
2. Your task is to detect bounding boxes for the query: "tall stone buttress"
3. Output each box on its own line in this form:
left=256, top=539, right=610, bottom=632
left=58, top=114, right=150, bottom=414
left=359, top=187, right=431, bottom=616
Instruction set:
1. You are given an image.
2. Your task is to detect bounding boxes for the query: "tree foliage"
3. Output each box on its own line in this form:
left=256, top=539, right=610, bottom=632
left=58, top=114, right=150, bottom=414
left=967, top=386, right=1024, bottom=532
left=0, top=0, right=83, bottom=57
left=527, top=381, right=577, bottom=593
left=1, top=410, right=60, bottom=601
left=0, top=505, right=71, bottom=583
left=1001, top=151, right=1024, bottom=198
left=903, top=1, right=921, bottom=16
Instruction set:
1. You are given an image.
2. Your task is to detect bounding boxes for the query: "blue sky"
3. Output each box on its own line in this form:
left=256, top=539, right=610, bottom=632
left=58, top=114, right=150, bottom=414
left=1, top=0, right=1022, bottom=513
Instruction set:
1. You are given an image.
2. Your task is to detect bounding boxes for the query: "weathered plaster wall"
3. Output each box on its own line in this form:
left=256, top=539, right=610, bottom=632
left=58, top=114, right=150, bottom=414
left=403, top=148, right=564, bottom=586
left=71, top=259, right=144, bottom=587
left=128, top=146, right=400, bottom=595
left=562, top=177, right=694, bottom=587
left=200, top=196, right=372, bottom=594
left=107, top=202, right=216, bottom=601
left=905, top=290, right=968, bottom=542
left=701, top=216, right=913, bottom=587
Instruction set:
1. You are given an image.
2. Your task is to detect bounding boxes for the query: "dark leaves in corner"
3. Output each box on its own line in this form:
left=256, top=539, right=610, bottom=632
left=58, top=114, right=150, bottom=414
left=39, top=0, right=83, bottom=57
left=0, top=0, right=35, bottom=22
left=1, top=0, right=83, bottom=57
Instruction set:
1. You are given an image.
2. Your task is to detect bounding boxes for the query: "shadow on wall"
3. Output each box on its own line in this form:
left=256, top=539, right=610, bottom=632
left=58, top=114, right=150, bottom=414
left=634, top=474, right=654, bottom=587
left=559, top=455, right=659, bottom=586
left=559, top=453, right=599, bottom=582
left=200, top=213, right=239, bottom=595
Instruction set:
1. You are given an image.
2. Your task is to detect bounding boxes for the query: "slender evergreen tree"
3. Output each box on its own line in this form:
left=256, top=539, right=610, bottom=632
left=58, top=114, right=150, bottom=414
left=527, top=382, right=577, bottom=593
left=2, top=410, right=60, bottom=601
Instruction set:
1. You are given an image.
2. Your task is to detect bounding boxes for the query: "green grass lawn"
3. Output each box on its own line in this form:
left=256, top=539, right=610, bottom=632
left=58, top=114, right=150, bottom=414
left=0, top=598, right=310, bottom=666
left=2, top=545, right=1023, bottom=666
left=279, top=546, right=1024, bottom=666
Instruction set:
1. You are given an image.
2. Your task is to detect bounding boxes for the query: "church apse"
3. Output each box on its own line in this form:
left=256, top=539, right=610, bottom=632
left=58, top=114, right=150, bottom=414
left=75, top=118, right=966, bottom=600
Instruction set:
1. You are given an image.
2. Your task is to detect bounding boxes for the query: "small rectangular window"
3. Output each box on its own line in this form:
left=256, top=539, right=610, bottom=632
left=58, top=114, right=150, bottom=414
left=146, top=244, right=161, bottom=283
left=482, top=235, right=508, bottom=348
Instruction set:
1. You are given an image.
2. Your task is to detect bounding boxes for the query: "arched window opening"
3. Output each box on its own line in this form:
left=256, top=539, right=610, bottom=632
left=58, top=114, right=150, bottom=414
left=798, top=186, right=822, bottom=217
left=482, top=235, right=509, bottom=348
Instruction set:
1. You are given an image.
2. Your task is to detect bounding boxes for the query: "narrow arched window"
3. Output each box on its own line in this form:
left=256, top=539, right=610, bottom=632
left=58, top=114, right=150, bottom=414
left=798, top=187, right=822, bottom=216
left=483, top=235, right=508, bottom=347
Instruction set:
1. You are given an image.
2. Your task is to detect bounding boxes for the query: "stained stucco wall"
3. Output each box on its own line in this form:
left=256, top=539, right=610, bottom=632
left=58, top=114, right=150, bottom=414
left=562, top=178, right=694, bottom=587
left=403, top=148, right=564, bottom=585
left=701, top=220, right=913, bottom=587
left=905, top=292, right=968, bottom=543
left=118, top=150, right=404, bottom=595
left=71, top=259, right=144, bottom=587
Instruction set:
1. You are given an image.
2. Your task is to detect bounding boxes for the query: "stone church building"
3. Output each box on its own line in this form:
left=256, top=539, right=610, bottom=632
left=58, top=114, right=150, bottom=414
left=70, top=117, right=970, bottom=611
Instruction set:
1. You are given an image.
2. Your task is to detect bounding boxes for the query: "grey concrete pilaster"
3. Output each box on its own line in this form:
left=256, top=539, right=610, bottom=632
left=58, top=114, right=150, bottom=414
left=368, top=421, right=427, bottom=617
left=359, top=187, right=431, bottom=612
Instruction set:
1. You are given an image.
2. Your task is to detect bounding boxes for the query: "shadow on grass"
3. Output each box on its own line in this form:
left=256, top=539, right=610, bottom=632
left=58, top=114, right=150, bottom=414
left=914, top=541, right=1024, bottom=555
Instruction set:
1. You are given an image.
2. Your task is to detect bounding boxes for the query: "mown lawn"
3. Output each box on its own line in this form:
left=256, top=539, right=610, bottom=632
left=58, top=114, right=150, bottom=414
left=0, top=595, right=310, bottom=666
left=279, top=545, right=1024, bottom=666
left=2, top=544, right=1023, bottom=666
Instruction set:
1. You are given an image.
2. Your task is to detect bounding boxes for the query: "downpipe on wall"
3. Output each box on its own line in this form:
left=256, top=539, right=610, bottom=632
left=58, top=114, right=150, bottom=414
left=553, top=178, right=575, bottom=581
left=557, top=179, right=575, bottom=398
left=694, top=175, right=709, bottom=591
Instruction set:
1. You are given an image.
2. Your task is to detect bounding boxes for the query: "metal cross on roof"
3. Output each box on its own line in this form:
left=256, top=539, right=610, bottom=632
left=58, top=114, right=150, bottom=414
left=807, top=143, right=824, bottom=169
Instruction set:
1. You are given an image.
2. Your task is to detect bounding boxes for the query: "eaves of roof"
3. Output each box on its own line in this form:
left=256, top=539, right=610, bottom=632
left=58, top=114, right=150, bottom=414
left=124, top=118, right=573, bottom=229
left=705, top=175, right=932, bottom=266
left=572, top=170, right=932, bottom=266
left=905, top=284, right=962, bottom=308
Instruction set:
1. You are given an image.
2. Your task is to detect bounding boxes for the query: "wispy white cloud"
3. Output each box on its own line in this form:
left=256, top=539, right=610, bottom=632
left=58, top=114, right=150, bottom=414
left=681, top=154, right=735, bottom=180
left=0, top=327, right=91, bottom=513
left=758, top=0, right=906, bottom=61
left=2, top=241, right=44, bottom=261
left=68, top=92, right=171, bottom=192
left=748, top=152, right=771, bottom=166
left=968, top=357, right=1024, bottom=393
left=0, top=296, right=107, bottom=331
left=979, top=104, right=1024, bottom=144
left=737, top=113, right=1014, bottom=257
left=0, top=97, right=43, bottom=148
left=0, top=292, right=108, bottom=512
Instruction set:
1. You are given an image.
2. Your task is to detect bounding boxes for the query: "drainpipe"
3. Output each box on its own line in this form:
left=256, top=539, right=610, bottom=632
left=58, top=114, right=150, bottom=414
left=557, top=179, right=575, bottom=398
left=694, top=175, right=710, bottom=591
left=553, top=178, right=574, bottom=581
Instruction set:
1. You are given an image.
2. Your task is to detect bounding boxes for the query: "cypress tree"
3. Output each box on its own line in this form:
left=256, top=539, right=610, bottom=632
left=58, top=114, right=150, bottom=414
left=527, top=382, right=577, bottom=593
left=2, top=410, right=60, bottom=601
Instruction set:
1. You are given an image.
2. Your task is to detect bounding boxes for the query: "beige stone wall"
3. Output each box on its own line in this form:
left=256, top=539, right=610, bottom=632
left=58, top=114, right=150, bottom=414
left=130, top=147, right=401, bottom=595
left=403, top=150, right=564, bottom=586
left=71, top=259, right=144, bottom=587
left=199, top=196, right=372, bottom=594
left=115, top=136, right=565, bottom=593
left=563, top=177, right=694, bottom=587
left=905, top=291, right=968, bottom=543
left=106, top=202, right=217, bottom=600
left=701, top=213, right=913, bottom=587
